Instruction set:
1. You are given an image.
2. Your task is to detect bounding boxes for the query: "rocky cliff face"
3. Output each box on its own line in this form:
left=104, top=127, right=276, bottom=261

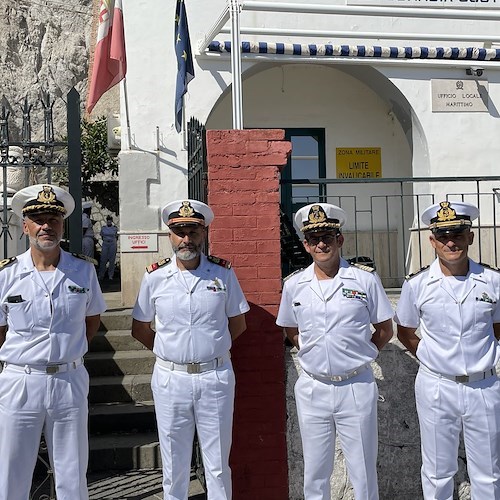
left=0, top=0, right=94, bottom=140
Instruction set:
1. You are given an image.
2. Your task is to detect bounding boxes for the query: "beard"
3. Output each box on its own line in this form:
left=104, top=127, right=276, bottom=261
left=173, top=243, right=201, bottom=261
left=30, top=232, right=62, bottom=251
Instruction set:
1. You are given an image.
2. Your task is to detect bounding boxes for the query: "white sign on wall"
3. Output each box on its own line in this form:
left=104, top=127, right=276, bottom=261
left=347, top=0, right=500, bottom=7
left=431, top=79, right=489, bottom=112
left=120, top=233, right=159, bottom=253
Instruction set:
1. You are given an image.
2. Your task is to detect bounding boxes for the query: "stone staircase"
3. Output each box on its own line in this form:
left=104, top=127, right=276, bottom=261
left=85, top=307, right=161, bottom=472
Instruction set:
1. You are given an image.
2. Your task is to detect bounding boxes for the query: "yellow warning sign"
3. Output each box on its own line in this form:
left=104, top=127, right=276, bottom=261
left=336, top=148, right=382, bottom=179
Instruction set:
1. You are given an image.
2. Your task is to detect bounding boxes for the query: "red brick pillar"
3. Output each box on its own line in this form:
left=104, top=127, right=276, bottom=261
left=206, top=129, right=291, bottom=500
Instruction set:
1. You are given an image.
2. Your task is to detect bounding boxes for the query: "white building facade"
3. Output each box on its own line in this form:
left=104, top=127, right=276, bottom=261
left=118, top=0, right=500, bottom=301
left=116, top=2, right=500, bottom=497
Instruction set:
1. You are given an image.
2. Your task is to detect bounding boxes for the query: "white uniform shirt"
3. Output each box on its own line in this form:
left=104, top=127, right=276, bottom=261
left=82, top=213, right=94, bottom=238
left=0, top=249, right=106, bottom=365
left=395, top=258, right=500, bottom=375
left=132, top=254, right=250, bottom=364
left=101, top=225, right=118, bottom=246
left=276, top=258, right=393, bottom=376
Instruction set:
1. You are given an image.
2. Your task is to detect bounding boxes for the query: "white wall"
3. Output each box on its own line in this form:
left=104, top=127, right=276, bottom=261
left=119, top=0, right=500, bottom=299
left=207, top=62, right=413, bottom=231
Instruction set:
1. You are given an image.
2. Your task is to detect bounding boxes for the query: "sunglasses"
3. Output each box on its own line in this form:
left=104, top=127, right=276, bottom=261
left=305, top=234, right=338, bottom=246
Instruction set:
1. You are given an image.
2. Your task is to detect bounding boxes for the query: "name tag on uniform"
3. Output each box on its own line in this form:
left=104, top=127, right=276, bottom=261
left=6, top=295, right=23, bottom=303
left=342, top=288, right=367, bottom=300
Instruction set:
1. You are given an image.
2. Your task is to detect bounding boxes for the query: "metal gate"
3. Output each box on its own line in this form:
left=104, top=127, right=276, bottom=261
left=187, top=117, right=207, bottom=203
left=281, top=176, right=500, bottom=287
left=0, top=88, right=82, bottom=260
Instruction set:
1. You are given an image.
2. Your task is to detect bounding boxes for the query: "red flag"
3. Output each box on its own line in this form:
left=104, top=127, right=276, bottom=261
left=87, top=0, right=127, bottom=114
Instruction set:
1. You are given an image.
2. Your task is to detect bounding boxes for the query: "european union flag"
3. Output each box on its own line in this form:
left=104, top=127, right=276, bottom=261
left=175, top=0, right=194, bottom=132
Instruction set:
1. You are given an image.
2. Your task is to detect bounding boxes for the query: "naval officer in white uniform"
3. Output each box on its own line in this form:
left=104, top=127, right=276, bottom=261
left=132, top=199, right=250, bottom=500
left=0, top=184, right=106, bottom=500
left=98, top=215, right=118, bottom=281
left=276, top=203, right=394, bottom=500
left=396, top=200, right=500, bottom=500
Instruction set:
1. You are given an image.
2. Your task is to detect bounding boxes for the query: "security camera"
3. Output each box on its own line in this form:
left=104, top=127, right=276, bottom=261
left=466, top=67, right=484, bottom=77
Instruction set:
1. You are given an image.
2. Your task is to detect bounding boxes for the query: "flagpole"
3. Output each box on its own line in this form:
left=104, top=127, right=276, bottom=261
left=230, top=0, right=243, bottom=129
left=122, top=77, right=132, bottom=149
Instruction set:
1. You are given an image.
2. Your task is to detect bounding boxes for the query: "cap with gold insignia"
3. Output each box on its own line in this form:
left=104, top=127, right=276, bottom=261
left=11, top=184, right=75, bottom=219
left=294, top=203, right=346, bottom=233
left=162, top=199, right=214, bottom=228
left=421, top=200, right=479, bottom=233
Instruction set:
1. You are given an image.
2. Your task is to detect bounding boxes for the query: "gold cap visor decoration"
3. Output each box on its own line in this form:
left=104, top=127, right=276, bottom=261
left=11, top=184, right=75, bottom=219
left=295, top=203, right=346, bottom=233
left=421, top=201, right=479, bottom=233
left=162, top=199, right=214, bottom=228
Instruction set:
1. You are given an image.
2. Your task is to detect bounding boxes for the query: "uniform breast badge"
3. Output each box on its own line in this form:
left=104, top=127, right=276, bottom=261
left=207, top=278, right=227, bottom=292
left=476, top=292, right=496, bottom=304
left=342, top=288, right=367, bottom=300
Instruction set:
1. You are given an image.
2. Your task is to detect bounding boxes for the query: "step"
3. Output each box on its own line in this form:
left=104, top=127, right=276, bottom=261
left=99, top=309, right=134, bottom=332
left=89, top=401, right=157, bottom=435
left=85, top=350, right=155, bottom=377
left=89, top=374, right=152, bottom=404
left=89, top=432, right=161, bottom=471
left=90, top=330, right=149, bottom=352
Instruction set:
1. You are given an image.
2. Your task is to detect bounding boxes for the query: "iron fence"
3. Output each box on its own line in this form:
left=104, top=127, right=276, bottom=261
left=0, top=89, right=82, bottom=259
left=281, top=176, right=500, bottom=287
left=187, top=117, right=207, bottom=204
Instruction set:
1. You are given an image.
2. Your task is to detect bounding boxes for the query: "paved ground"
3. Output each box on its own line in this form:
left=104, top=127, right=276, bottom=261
left=32, top=469, right=206, bottom=499
left=88, top=470, right=206, bottom=500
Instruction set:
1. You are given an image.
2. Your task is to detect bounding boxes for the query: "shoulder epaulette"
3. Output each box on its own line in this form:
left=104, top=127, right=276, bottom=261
left=283, top=268, right=304, bottom=282
left=207, top=255, right=231, bottom=269
left=405, top=265, right=430, bottom=280
left=146, top=257, right=171, bottom=274
left=0, top=257, right=16, bottom=270
left=352, top=263, right=375, bottom=273
left=480, top=262, right=500, bottom=273
left=71, top=253, right=98, bottom=266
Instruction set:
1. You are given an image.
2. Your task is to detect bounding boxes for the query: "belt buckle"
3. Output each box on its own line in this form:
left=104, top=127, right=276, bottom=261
left=455, top=375, right=469, bottom=383
left=46, top=366, right=59, bottom=374
left=331, top=375, right=343, bottom=382
left=187, top=363, right=200, bottom=374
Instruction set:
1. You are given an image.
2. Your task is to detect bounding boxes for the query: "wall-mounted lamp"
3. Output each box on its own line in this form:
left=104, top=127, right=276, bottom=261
left=466, top=66, right=484, bottom=77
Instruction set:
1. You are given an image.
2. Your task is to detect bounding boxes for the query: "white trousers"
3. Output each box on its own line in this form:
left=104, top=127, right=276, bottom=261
left=152, top=360, right=235, bottom=500
left=0, top=364, right=90, bottom=500
left=99, top=242, right=117, bottom=279
left=416, top=367, right=500, bottom=500
left=295, top=367, right=379, bottom=500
